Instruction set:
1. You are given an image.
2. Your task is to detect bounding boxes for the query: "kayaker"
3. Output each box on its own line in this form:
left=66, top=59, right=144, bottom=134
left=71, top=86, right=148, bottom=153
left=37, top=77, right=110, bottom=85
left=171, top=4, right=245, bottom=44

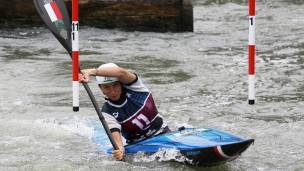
left=79, top=63, right=170, bottom=161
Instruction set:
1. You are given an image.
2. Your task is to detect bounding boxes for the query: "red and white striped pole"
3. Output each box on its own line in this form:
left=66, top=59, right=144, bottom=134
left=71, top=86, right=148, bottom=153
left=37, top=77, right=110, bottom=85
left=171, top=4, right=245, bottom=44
left=72, top=0, right=79, bottom=111
left=248, top=0, right=255, bottom=105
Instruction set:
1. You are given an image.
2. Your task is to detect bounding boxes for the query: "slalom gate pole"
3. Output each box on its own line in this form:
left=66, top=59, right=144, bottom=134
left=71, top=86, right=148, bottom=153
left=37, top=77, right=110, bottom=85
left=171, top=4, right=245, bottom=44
left=72, top=0, right=79, bottom=111
left=248, top=0, right=255, bottom=105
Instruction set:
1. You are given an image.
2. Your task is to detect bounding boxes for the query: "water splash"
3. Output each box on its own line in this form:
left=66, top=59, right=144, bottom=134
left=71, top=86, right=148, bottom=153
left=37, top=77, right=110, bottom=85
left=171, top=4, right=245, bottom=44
left=133, top=148, right=193, bottom=165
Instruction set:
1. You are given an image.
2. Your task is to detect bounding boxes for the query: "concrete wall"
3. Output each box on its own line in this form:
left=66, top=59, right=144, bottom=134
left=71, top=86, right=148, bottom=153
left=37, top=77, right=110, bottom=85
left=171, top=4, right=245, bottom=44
left=0, top=0, right=193, bottom=32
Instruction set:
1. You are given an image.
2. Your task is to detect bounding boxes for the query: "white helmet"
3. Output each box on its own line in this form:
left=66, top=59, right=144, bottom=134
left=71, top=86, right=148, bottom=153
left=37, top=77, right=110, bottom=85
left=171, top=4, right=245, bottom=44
left=96, top=63, right=119, bottom=84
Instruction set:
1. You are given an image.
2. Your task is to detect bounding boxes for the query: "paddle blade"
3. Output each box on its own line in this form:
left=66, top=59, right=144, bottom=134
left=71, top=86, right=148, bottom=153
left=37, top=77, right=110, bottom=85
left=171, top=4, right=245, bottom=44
left=34, top=0, right=72, bottom=54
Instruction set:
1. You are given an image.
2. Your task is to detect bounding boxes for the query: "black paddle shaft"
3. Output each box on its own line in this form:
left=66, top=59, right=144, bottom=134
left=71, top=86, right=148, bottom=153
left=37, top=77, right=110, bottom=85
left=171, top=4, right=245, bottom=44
left=33, top=0, right=119, bottom=151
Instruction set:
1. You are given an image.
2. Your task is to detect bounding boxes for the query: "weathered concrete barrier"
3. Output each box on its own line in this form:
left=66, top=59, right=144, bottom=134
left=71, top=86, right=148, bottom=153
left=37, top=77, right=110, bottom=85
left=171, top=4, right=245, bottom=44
left=0, top=0, right=193, bottom=32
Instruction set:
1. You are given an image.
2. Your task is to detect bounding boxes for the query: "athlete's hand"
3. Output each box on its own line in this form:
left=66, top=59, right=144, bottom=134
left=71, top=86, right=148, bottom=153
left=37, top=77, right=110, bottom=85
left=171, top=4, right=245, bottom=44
left=113, top=146, right=125, bottom=161
left=79, top=69, right=92, bottom=83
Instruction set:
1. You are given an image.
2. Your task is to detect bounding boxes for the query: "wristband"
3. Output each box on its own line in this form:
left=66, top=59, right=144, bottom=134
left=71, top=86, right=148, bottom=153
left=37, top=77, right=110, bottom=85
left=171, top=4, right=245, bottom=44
left=95, top=68, right=98, bottom=76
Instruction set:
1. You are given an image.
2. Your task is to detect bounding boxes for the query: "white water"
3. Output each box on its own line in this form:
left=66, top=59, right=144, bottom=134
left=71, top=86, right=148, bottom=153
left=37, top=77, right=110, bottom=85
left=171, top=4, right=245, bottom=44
left=1, top=0, right=304, bottom=170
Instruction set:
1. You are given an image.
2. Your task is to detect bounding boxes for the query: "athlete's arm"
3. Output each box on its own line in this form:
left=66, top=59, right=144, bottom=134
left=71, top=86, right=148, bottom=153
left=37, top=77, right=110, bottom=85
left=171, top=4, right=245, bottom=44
left=79, top=66, right=136, bottom=84
left=112, top=131, right=125, bottom=161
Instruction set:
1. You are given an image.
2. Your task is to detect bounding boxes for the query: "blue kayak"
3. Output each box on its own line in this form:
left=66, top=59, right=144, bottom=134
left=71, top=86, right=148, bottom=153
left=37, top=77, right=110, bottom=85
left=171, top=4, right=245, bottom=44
left=93, top=126, right=254, bottom=166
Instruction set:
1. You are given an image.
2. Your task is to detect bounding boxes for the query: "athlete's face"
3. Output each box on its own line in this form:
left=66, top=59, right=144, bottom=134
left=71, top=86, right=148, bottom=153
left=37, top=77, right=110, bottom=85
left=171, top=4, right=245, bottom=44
left=99, top=81, right=122, bottom=101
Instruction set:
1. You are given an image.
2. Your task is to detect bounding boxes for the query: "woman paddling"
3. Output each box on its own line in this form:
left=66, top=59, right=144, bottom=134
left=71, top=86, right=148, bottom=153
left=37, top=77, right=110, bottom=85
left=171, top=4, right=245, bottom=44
left=79, top=63, right=170, bottom=161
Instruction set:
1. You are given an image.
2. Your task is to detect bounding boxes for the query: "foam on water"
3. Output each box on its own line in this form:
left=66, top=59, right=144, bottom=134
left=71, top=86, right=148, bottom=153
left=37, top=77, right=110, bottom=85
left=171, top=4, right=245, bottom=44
left=133, top=148, right=192, bottom=164
left=59, top=117, right=95, bottom=140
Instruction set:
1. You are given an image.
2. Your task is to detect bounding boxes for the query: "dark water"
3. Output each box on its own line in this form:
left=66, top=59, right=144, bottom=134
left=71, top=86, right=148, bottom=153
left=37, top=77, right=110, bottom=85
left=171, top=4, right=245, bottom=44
left=1, top=0, right=304, bottom=170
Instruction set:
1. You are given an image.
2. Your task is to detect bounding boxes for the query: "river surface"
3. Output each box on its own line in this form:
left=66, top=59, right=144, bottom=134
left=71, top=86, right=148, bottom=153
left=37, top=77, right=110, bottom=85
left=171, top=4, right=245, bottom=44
left=1, top=0, right=304, bottom=170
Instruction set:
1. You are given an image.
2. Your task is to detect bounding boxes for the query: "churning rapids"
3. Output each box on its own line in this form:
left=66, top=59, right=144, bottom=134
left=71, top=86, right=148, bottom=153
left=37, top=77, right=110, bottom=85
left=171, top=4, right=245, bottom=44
left=0, top=0, right=304, bottom=170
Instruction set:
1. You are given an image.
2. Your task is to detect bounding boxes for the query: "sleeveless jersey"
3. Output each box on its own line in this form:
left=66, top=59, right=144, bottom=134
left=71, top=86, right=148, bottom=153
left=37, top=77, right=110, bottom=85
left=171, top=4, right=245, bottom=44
left=101, top=76, right=166, bottom=143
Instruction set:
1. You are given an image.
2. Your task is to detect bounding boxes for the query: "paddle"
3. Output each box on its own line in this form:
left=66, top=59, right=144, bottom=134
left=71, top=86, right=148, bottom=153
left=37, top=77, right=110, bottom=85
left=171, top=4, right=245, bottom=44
left=33, top=0, right=120, bottom=154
